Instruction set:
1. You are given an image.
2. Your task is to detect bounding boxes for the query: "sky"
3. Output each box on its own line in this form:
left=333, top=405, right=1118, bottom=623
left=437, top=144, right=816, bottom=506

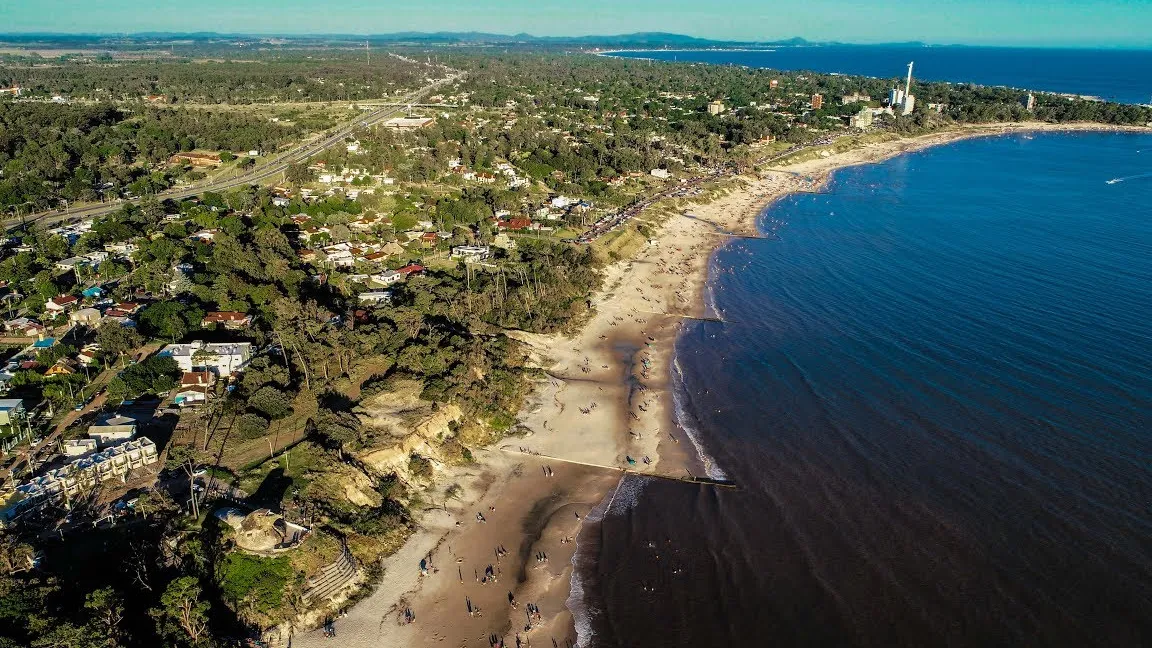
left=2, top=0, right=1151, bottom=48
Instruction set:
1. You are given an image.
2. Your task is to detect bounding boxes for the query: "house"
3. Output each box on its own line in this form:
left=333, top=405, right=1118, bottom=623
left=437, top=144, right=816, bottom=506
left=189, top=229, right=217, bottom=243
left=397, top=264, right=425, bottom=278
left=169, top=152, right=221, bottom=167
left=81, top=285, right=103, bottom=299
left=297, top=249, right=318, bottom=263
left=382, top=116, right=435, bottom=129
left=372, top=270, right=404, bottom=286
left=451, top=245, right=491, bottom=261
left=174, top=371, right=215, bottom=406
left=63, top=438, right=98, bottom=457
left=419, top=232, right=439, bottom=247
left=346, top=140, right=362, bottom=153
left=158, top=341, right=253, bottom=376
left=70, top=308, right=102, bottom=326
left=12, top=438, right=158, bottom=506
left=201, top=312, right=252, bottom=330
left=77, top=347, right=99, bottom=365
left=44, top=295, right=80, bottom=313
left=5, top=318, right=45, bottom=339
left=650, top=168, right=672, bottom=179
left=272, top=196, right=291, bottom=208
left=45, top=360, right=79, bottom=377
left=87, top=419, right=137, bottom=447
left=358, top=290, right=393, bottom=305
left=498, top=219, right=533, bottom=231
left=0, top=399, right=25, bottom=426
left=55, top=257, right=90, bottom=272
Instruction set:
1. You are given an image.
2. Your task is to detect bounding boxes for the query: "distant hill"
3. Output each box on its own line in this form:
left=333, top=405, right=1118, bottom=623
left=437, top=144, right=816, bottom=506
left=0, top=31, right=832, bottom=50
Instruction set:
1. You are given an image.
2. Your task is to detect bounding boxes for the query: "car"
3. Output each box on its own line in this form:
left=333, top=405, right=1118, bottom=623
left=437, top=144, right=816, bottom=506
left=192, top=467, right=208, bottom=477
left=74, top=402, right=84, bottom=411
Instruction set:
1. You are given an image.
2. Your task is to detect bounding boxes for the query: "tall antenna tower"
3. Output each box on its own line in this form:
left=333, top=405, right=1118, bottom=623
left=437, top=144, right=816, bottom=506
left=366, top=40, right=370, bottom=66
left=904, top=61, right=914, bottom=98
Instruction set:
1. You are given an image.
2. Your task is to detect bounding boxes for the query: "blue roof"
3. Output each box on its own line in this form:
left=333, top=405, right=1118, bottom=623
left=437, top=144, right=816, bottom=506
left=82, top=286, right=103, bottom=297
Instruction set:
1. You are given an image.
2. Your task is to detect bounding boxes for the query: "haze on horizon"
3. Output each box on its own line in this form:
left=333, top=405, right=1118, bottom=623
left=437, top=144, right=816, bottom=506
left=4, top=0, right=1151, bottom=49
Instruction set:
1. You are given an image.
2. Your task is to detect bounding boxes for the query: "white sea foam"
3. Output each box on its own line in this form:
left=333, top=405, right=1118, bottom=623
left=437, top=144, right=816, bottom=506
left=671, top=354, right=728, bottom=480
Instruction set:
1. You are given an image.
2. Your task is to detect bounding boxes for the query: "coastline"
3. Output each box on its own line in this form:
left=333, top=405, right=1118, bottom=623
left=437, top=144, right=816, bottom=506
left=290, top=120, right=1148, bottom=648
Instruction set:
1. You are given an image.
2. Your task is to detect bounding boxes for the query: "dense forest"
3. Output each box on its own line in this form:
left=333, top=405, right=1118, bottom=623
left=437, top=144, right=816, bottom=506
left=0, top=102, right=306, bottom=211
left=0, top=56, right=431, bottom=103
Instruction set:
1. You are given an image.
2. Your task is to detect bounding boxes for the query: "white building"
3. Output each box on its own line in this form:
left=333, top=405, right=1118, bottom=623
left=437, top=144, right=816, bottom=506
left=159, top=341, right=253, bottom=376
left=12, top=438, right=158, bottom=505
left=451, top=245, right=491, bottom=261
left=358, top=290, right=393, bottom=305
left=650, top=168, right=672, bottom=179
left=372, top=270, right=404, bottom=286
left=0, top=400, right=25, bottom=426
left=88, top=416, right=138, bottom=447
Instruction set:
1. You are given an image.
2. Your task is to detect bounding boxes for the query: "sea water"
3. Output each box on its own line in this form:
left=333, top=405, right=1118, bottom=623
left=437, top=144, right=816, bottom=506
left=575, top=132, right=1152, bottom=647
left=609, top=47, right=1152, bottom=104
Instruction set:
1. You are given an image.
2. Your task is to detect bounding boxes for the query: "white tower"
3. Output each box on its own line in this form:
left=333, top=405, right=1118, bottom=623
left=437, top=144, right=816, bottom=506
left=904, top=61, right=914, bottom=99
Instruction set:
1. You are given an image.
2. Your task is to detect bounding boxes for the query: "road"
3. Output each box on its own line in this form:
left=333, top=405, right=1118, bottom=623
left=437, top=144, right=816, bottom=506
left=7, top=71, right=466, bottom=231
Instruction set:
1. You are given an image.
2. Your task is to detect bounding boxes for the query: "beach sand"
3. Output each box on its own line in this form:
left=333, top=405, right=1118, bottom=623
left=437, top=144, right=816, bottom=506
left=290, top=120, right=1147, bottom=648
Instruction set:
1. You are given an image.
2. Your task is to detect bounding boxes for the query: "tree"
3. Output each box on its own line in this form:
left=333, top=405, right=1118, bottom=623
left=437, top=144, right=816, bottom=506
left=138, top=300, right=201, bottom=341
left=248, top=386, right=291, bottom=420
left=235, top=413, right=270, bottom=440
left=151, top=576, right=210, bottom=645
left=83, top=588, right=125, bottom=648
left=95, top=322, right=143, bottom=360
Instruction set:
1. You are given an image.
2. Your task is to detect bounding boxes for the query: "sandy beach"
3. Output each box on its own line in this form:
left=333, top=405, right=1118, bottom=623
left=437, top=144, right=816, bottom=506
left=290, top=119, right=1147, bottom=648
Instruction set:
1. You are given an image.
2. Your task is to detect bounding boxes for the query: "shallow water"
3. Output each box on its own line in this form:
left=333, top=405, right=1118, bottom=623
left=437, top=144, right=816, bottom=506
left=578, top=132, right=1152, bottom=647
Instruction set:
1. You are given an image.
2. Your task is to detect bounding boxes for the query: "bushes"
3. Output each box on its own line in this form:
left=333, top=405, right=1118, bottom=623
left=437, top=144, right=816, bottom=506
left=235, top=413, right=271, bottom=440
left=216, top=553, right=293, bottom=621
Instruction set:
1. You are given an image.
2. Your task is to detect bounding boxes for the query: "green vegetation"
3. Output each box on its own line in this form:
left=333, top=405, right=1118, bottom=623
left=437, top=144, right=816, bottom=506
left=0, top=42, right=1146, bottom=648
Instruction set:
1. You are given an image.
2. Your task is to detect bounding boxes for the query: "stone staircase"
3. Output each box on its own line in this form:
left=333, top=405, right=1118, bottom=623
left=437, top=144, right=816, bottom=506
left=302, top=547, right=360, bottom=604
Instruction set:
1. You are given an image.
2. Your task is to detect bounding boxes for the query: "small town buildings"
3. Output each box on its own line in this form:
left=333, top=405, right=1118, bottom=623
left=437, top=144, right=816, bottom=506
left=12, top=437, right=159, bottom=506
left=45, top=360, right=79, bottom=377
left=841, top=92, right=872, bottom=105
left=383, top=116, right=435, bottom=129
left=159, top=341, right=253, bottom=376
left=707, top=100, right=726, bottom=116
left=397, top=264, right=425, bottom=278
left=63, top=438, right=98, bottom=457
left=849, top=108, right=874, bottom=128
left=44, top=295, right=79, bottom=314
left=358, top=290, right=393, bottom=305
left=70, top=308, right=102, bottom=326
left=169, top=152, right=222, bottom=167
left=174, top=371, right=215, bottom=406
left=0, top=399, right=25, bottom=426
left=88, top=416, right=137, bottom=447
left=811, top=94, right=824, bottom=110
left=451, top=245, right=491, bottom=262
left=201, top=311, right=252, bottom=330
left=372, top=270, right=404, bottom=286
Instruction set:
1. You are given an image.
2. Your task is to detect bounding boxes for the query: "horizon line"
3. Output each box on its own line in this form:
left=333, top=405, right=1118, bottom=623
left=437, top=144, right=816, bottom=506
left=0, top=31, right=1148, bottom=50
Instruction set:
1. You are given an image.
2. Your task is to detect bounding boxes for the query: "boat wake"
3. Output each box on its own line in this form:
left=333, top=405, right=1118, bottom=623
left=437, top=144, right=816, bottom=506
left=1106, top=171, right=1152, bottom=184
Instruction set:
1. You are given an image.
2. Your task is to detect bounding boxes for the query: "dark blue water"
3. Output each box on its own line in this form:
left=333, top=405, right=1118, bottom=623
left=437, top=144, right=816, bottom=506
left=582, top=132, right=1152, bottom=647
left=609, top=47, right=1152, bottom=104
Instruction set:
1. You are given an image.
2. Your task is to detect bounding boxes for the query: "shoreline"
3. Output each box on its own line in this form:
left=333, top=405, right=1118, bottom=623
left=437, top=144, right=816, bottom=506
left=290, top=121, right=1148, bottom=648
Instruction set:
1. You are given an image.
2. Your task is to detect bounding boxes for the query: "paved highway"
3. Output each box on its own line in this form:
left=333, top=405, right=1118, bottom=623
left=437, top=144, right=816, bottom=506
left=6, top=71, right=465, bottom=231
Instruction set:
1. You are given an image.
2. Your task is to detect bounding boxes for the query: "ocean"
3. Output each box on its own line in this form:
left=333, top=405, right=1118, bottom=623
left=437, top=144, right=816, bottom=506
left=574, top=131, right=1152, bottom=647
left=607, top=47, right=1152, bottom=105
